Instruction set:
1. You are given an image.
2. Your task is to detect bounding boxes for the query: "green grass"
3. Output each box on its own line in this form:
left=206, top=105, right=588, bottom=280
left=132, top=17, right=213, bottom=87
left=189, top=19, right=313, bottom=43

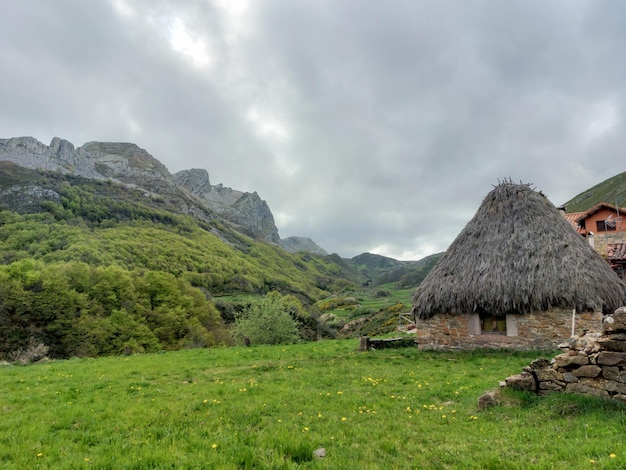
left=1, top=341, right=625, bottom=469
left=319, top=286, right=414, bottom=320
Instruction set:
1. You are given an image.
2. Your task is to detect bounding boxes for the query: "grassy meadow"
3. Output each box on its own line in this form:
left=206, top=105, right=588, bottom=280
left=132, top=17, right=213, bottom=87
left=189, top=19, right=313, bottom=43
left=2, top=340, right=626, bottom=469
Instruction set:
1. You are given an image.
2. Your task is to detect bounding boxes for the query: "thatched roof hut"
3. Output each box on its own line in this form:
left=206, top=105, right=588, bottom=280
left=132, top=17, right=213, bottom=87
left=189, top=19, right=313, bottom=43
left=412, top=182, right=626, bottom=321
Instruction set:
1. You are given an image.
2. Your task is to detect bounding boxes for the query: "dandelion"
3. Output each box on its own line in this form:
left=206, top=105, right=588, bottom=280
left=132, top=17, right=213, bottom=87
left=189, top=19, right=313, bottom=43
left=337, top=391, right=343, bottom=395
left=203, top=399, right=208, bottom=403
left=212, top=443, right=218, bottom=449
left=590, top=460, right=595, bottom=464
left=442, top=415, right=447, bottom=419
left=341, top=417, right=347, bottom=421
left=37, top=453, right=43, bottom=458
left=610, top=453, right=616, bottom=458
left=303, top=427, right=309, bottom=432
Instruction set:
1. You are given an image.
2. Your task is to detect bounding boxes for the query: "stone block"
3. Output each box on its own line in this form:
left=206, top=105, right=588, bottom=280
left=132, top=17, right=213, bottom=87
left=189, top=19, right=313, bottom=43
left=554, top=354, right=589, bottom=369
left=478, top=390, right=500, bottom=409
left=602, top=366, right=622, bottom=382
left=529, top=358, right=551, bottom=369
left=596, top=351, right=626, bottom=367
left=597, top=337, right=626, bottom=352
left=562, top=372, right=579, bottom=383
left=579, top=377, right=607, bottom=388
left=603, top=380, right=626, bottom=394
left=573, top=365, right=602, bottom=378
left=539, top=381, right=565, bottom=391
left=606, top=333, right=626, bottom=341
left=534, top=368, right=559, bottom=382
left=505, top=373, right=536, bottom=392
left=602, top=309, right=626, bottom=334
left=565, top=383, right=610, bottom=399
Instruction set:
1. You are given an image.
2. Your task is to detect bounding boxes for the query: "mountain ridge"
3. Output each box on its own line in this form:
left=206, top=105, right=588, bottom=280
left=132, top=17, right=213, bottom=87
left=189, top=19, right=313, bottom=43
left=0, top=136, right=316, bottom=252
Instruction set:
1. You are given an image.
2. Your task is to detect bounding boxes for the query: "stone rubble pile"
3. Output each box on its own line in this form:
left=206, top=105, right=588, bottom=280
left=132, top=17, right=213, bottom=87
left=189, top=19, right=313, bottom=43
left=504, top=306, right=626, bottom=401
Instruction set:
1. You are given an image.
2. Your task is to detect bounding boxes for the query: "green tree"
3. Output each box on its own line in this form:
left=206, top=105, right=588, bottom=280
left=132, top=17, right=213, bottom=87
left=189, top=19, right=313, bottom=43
left=232, top=292, right=301, bottom=345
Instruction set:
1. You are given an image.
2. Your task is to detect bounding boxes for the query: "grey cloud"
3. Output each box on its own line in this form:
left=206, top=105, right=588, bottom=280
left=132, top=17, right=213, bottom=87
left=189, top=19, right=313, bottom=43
left=1, top=0, right=625, bottom=259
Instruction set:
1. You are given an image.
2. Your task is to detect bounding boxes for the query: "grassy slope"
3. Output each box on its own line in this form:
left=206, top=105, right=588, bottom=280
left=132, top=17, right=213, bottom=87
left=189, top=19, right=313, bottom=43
left=562, top=170, right=626, bottom=213
left=2, top=342, right=625, bottom=469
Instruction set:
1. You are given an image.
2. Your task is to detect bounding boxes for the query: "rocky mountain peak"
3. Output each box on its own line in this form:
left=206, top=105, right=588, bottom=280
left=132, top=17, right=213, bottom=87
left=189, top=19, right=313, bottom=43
left=175, top=169, right=280, bottom=244
left=0, top=136, right=328, bottom=252
left=174, top=168, right=211, bottom=193
left=78, top=141, right=172, bottom=183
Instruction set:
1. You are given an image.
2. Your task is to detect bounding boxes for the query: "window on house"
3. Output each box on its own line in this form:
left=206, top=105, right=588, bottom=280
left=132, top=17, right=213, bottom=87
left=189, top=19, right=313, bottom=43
left=597, top=220, right=617, bottom=232
left=480, top=313, right=507, bottom=334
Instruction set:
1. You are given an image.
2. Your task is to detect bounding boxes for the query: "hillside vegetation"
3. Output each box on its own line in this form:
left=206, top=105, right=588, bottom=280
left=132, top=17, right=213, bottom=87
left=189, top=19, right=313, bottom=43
left=0, top=166, right=433, bottom=358
left=563, top=170, right=626, bottom=212
left=349, top=252, right=443, bottom=288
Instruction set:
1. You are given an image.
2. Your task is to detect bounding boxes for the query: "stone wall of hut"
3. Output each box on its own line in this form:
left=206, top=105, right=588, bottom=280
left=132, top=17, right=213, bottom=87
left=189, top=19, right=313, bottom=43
left=415, top=309, right=603, bottom=351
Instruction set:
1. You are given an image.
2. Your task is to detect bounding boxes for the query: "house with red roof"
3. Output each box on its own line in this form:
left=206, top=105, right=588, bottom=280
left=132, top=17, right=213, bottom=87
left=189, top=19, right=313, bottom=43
left=562, top=202, right=626, bottom=280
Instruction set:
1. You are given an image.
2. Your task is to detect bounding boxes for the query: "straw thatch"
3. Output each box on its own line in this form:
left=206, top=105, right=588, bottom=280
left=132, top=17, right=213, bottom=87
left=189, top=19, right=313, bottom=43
left=412, top=182, right=626, bottom=320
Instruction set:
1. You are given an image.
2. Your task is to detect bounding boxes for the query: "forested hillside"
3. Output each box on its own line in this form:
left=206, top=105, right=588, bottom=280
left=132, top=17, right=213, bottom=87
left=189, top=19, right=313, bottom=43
left=0, top=138, right=448, bottom=359
left=0, top=166, right=361, bottom=358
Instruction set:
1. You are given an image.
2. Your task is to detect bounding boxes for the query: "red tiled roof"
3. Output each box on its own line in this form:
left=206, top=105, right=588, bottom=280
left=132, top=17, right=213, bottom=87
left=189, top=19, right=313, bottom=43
left=607, top=243, right=626, bottom=262
left=574, top=202, right=626, bottom=223
left=562, top=212, right=586, bottom=234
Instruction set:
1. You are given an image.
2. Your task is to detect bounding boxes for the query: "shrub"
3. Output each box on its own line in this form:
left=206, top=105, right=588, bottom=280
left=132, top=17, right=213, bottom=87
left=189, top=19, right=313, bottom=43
left=232, top=292, right=301, bottom=345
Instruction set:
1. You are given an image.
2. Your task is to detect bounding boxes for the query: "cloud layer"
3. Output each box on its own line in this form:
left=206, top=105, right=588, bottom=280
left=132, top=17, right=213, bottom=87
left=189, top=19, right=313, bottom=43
left=2, top=1, right=625, bottom=259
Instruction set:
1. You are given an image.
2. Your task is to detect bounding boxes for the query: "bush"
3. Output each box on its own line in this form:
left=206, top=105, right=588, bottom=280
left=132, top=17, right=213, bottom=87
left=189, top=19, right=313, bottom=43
left=232, top=292, right=301, bottom=345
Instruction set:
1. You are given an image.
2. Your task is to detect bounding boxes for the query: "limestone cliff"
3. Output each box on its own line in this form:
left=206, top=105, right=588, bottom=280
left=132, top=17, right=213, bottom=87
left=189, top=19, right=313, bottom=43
left=0, top=137, right=323, bottom=252
left=174, top=168, right=280, bottom=244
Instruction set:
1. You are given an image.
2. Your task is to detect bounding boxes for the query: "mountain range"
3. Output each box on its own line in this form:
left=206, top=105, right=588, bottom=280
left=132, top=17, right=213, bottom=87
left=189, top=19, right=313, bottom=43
left=0, top=136, right=436, bottom=290
left=0, top=136, right=327, bottom=255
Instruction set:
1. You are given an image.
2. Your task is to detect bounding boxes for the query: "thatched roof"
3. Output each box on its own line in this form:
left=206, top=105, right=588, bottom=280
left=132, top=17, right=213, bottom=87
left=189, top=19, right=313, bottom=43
left=412, top=182, right=626, bottom=319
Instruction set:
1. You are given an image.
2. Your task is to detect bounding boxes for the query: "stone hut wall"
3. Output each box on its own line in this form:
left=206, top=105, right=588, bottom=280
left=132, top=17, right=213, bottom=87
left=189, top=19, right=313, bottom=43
left=415, top=309, right=602, bottom=351
left=504, top=307, right=626, bottom=401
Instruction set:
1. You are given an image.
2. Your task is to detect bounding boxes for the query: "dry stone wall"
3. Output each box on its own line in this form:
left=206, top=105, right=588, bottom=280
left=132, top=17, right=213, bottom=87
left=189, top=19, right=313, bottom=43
left=504, top=307, right=626, bottom=401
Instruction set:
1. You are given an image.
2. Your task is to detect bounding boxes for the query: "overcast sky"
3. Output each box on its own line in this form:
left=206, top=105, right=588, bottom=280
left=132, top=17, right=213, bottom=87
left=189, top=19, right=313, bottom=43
left=2, top=1, right=625, bottom=260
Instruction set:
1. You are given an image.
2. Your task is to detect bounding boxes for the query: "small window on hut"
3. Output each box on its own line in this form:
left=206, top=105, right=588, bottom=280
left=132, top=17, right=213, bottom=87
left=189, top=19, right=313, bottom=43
left=480, top=313, right=507, bottom=334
